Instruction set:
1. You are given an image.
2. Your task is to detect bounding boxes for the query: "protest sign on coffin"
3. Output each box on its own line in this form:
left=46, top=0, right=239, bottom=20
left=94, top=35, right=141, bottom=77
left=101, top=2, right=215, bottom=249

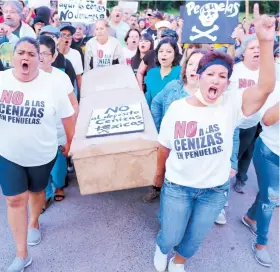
left=58, top=0, right=107, bottom=24
left=70, top=65, right=158, bottom=195
left=86, top=103, right=145, bottom=138
left=181, top=0, right=240, bottom=44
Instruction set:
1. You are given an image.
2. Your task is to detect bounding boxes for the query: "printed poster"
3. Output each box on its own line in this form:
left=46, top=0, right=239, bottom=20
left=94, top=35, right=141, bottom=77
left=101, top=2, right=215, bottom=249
left=86, top=103, right=145, bottom=138
left=181, top=0, right=240, bottom=44
left=118, top=1, right=139, bottom=13
left=28, top=0, right=51, bottom=8
left=0, top=42, right=13, bottom=70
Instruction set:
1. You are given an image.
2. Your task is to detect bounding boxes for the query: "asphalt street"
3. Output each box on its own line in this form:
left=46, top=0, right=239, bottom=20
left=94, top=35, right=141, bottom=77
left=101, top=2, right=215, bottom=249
left=0, top=164, right=279, bottom=272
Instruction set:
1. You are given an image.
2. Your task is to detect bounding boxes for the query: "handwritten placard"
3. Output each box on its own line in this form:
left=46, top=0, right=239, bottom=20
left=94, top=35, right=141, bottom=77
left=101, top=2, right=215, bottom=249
left=86, top=103, right=145, bottom=138
left=58, top=0, right=107, bottom=24
left=181, top=0, right=240, bottom=44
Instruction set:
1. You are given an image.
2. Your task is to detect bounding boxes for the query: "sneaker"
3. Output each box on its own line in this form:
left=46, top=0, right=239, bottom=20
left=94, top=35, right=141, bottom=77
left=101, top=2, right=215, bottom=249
left=168, top=257, right=185, bottom=272
left=27, top=228, right=41, bottom=246
left=215, top=209, right=226, bottom=225
left=252, top=243, right=272, bottom=267
left=233, top=180, right=245, bottom=194
left=143, top=188, right=160, bottom=203
left=154, top=244, right=167, bottom=272
left=224, top=201, right=229, bottom=207
left=242, top=216, right=257, bottom=236
left=7, top=256, right=32, bottom=272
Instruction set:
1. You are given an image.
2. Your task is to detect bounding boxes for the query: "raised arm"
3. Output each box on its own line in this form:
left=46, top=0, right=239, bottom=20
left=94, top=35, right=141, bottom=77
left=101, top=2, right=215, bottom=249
left=242, top=4, right=276, bottom=117
left=262, top=102, right=280, bottom=126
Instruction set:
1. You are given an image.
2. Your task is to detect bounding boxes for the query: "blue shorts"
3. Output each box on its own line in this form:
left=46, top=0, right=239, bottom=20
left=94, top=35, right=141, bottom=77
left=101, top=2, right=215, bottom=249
left=0, top=155, right=56, bottom=197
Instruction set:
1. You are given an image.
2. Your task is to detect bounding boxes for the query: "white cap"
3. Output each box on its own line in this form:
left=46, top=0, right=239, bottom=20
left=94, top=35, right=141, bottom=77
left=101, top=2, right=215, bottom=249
left=155, top=20, right=171, bottom=30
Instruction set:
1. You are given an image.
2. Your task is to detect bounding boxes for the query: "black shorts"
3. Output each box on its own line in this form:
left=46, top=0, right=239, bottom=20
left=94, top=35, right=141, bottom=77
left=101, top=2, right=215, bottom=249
left=0, top=155, right=56, bottom=197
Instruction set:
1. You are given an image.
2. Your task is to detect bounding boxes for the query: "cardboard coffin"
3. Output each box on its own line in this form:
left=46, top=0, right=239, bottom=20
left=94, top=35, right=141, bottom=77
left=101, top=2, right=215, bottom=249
left=70, top=65, right=159, bottom=195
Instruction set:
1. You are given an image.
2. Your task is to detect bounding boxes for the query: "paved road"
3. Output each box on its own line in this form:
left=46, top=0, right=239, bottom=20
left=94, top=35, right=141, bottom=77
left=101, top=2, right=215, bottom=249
left=0, top=164, right=279, bottom=272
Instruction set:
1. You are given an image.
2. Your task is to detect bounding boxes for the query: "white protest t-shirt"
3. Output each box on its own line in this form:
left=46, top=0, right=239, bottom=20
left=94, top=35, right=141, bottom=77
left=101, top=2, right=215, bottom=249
left=158, top=91, right=248, bottom=189
left=50, top=67, right=73, bottom=145
left=0, top=69, right=74, bottom=167
left=64, top=48, right=83, bottom=75
left=259, top=82, right=280, bottom=156
left=95, top=40, right=114, bottom=68
left=228, top=61, right=259, bottom=91
left=122, top=47, right=137, bottom=65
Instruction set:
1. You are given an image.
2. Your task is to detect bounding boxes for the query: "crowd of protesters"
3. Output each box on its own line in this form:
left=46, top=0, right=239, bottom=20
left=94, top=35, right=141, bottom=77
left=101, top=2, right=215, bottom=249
left=0, top=1, right=279, bottom=272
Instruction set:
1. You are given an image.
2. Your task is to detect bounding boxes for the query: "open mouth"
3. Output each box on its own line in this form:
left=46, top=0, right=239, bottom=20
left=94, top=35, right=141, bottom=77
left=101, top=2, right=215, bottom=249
left=190, top=72, right=196, bottom=78
left=22, top=63, right=29, bottom=73
left=65, top=40, right=69, bottom=44
left=161, top=58, right=167, bottom=62
left=253, top=55, right=260, bottom=60
left=208, top=86, right=218, bottom=100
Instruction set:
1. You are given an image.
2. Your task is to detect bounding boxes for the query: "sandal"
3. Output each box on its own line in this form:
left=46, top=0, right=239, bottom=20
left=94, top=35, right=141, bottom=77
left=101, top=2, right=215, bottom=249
left=41, top=198, right=52, bottom=214
left=54, top=194, right=65, bottom=202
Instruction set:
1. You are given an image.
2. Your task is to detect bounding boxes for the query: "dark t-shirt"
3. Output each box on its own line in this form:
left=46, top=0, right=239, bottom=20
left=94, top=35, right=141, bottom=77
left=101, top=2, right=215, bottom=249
left=145, top=28, right=157, bottom=40
left=52, top=52, right=76, bottom=87
left=12, top=22, right=22, bottom=38
left=143, top=50, right=156, bottom=72
left=71, top=37, right=92, bottom=69
left=131, top=54, right=141, bottom=75
left=0, top=59, right=4, bottom=71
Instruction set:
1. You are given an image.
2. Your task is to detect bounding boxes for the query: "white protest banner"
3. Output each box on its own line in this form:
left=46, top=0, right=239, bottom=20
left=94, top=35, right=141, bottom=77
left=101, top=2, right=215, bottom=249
left=58, top=0, right=107, bottom=24
left=118, top=1, right=138, bottom=13
left=86, top=103, right=145, bottom=138
left=28, top=0, right=51, bottom=8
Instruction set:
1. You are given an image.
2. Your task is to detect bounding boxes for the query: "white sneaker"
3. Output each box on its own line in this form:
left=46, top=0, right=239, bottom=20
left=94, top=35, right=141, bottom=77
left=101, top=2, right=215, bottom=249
left=215, top=209, right=226, bottom=225
left=154, top=244, right=168, bottom=272
left=168, top=257, right=185, bottom=272
left=224, top=201, right=228, bottom=207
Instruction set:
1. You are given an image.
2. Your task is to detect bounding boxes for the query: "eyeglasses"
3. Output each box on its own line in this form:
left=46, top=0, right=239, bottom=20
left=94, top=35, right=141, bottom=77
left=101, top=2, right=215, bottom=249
left=39, top=52, right=52, bottom=57
left=35, top=22, right=45, bottom=27
left=61, top=33, right=73, bottom=39
left=3, top=9, right=18, bottom=14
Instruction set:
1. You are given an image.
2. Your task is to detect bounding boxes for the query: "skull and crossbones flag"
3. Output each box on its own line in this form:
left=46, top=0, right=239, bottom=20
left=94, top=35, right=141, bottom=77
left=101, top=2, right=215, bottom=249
left=181, top=0, right=240, bottom=44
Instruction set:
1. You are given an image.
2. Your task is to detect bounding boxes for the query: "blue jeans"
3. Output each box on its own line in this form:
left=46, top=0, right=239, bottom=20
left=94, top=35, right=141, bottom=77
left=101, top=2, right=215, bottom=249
left=157, top=179, right=229, bottom=258
left=247, top=138, right=279, bottom=245
left=236, top=125, right=261, bottom=183
left=45, top=150, right=67, bottom=199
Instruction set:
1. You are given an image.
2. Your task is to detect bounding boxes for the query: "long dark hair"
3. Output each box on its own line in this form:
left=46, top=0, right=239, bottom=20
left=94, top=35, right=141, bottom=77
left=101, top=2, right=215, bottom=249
left=133, top=33, right=154, bottom=60
left=124, top=28, right=141, bottom=43
left=155, top=38, right=181, bottom=67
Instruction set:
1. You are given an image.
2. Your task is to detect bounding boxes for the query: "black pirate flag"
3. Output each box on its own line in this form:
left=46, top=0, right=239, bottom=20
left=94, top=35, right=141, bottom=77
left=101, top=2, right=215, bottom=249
left=181, top=0, right=240, bottom=44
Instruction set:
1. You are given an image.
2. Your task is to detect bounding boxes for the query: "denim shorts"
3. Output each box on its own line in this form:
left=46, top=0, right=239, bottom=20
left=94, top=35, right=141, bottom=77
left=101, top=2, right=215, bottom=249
left=0, top=155, right=56, bottom=196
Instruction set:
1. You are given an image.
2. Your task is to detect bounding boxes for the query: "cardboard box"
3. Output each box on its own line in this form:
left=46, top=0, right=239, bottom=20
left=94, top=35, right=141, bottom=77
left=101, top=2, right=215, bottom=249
left=70, top=65, right=159, bottom=195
